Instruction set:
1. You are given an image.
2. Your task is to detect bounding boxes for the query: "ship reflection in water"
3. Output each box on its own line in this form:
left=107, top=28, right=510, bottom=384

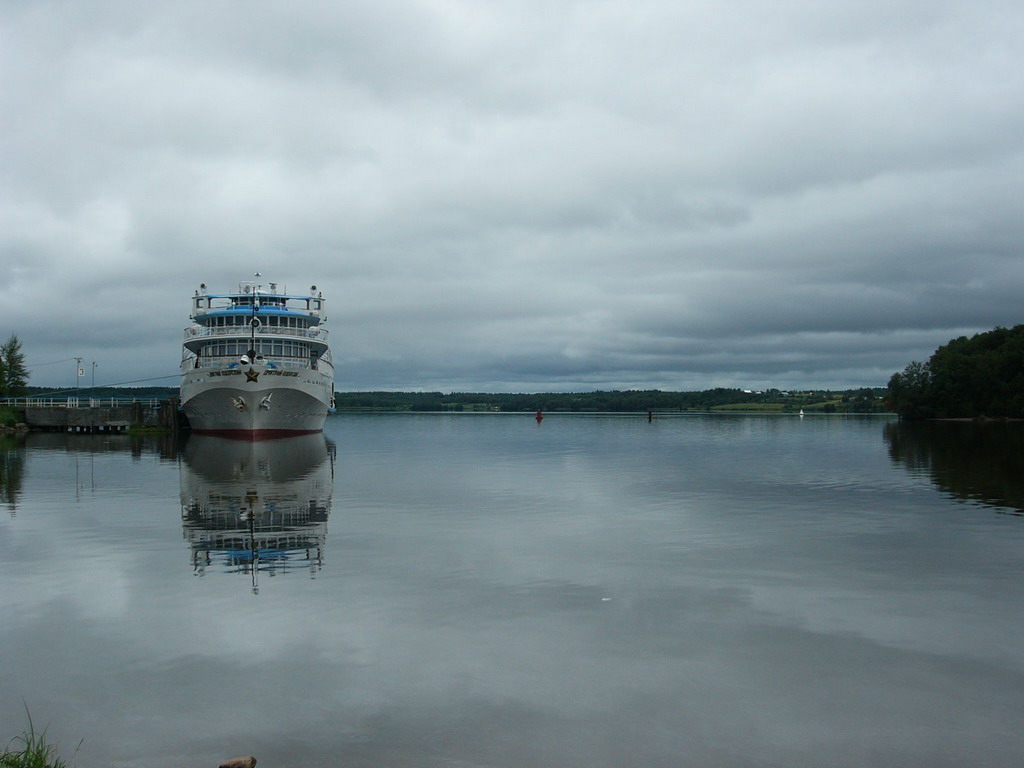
left=180, top=434, right=335, bottom=592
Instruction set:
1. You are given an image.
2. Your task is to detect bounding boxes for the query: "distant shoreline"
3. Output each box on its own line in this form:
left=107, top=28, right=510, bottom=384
left=8, top=386, right=893, bottom=416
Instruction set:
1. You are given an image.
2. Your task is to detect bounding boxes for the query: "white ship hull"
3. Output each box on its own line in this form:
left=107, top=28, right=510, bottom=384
left=181, top=363, right=333, bottom=437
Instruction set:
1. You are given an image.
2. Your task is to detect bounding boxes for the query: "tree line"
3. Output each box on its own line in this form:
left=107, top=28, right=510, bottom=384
left=887, top=324, right=1024, bottom=419
left=332, top=388, right=888, bottom=413
left=13, top=385, right=888, bottom=413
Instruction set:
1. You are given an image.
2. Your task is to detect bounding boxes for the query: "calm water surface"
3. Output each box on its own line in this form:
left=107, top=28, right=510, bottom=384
left=1, top=414, right=1023, bottom=767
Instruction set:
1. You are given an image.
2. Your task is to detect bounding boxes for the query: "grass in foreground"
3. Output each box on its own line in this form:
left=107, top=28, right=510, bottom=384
left=1, top=710, right=78, bottom=768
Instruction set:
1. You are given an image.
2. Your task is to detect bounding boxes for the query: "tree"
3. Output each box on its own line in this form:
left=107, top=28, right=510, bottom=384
left=887, top=324, right=1024, bottom=419
left=886, top=360, right=934, bottom=419
left=0, top=335, right=29, bottom=397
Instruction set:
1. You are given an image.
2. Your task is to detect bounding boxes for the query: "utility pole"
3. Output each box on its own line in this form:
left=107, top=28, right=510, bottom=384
left=92, top=361, right=98, bottom=388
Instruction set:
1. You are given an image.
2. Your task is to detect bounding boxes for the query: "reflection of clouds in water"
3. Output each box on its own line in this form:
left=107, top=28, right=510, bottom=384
left=4, top=418, right=1024, bottom=767
left=0, top=435, right=179, bottom=627
left=61, top=554, right=134, bottom=619
left=7, top=564, right=1024, bottom=768
left=2, top=553, right=135, bottom=625
left=180, top=434, right=334, bottom=588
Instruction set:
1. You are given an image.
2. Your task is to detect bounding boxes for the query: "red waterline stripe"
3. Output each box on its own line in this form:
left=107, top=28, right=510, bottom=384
left=191, top=428, right=322, bottom=441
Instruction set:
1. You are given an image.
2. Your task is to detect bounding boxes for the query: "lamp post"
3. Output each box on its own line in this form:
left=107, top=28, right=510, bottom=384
left=92, top=361, right=97, bottom=388
left=74, top=357, right=82, bottom=399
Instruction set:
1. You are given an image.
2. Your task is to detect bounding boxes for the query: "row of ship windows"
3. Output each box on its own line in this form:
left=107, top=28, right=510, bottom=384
left=208, top=315, right=311, bottom=329
left=200, top=340, right=316, bottom=357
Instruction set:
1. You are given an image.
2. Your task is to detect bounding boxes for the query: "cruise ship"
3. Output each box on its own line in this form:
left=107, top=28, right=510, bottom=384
left=180, top=278, right=334, bottom=437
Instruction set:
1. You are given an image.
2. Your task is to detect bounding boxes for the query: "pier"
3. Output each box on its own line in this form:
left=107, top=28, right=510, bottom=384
left=2, top=397, right=188, bottom=433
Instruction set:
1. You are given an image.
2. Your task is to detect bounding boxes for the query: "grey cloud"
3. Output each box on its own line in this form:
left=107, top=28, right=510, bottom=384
left=3, top=1, right=1023, bottom=390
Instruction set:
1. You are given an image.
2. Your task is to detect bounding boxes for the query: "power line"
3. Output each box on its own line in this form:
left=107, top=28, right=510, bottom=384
left=25, top=357, right=78, bottom=368
left=104, top=374, right=181, bottom=386
left=29, top=374, right=181, bottom=398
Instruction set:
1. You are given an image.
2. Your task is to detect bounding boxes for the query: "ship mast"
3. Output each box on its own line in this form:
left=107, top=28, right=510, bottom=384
left=247, top=272, right=261, bottom=361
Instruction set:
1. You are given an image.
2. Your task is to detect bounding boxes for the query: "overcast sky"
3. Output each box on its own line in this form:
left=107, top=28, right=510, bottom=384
left=2, top=1, right=1023, bottom=392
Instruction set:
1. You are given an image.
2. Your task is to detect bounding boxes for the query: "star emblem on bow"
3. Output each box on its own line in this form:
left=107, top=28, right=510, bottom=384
left=245, top=368, right=260, bottom=382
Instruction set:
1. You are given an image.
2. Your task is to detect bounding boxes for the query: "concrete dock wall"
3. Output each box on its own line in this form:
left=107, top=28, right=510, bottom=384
left=19, top=399, right=186, bottom=433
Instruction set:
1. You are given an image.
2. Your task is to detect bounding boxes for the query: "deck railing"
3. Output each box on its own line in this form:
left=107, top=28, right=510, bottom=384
left=184, top=355, right=320, bottom=371
left=183, top=326, right=327, bottom=340
left=0, top=397, right=163, bottom=409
